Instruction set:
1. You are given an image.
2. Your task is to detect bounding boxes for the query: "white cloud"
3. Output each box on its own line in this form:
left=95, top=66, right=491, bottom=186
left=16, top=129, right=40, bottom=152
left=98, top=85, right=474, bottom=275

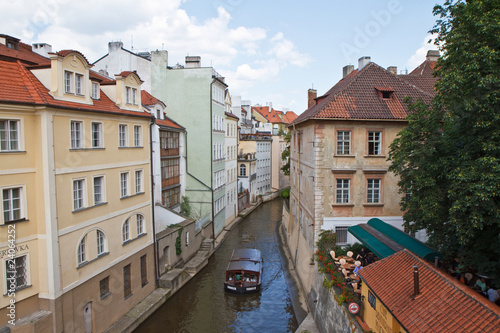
left=269, top=32, right=310, bottom=67
left=407, top=34, right=439, bottom=68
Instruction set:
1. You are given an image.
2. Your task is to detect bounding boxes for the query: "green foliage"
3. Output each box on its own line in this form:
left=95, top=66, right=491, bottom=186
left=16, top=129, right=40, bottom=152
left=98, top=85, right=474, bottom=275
left=180, top=196, right=191, bottom=217
left=175, top=226, right=184, bottom=255
left=279, top=187, right=290, bottom=199
left=316, top=230, right=337, bottom=253
left=281, top=131, right=291, bottom=176
left=389, top=0, right=500, bottom=284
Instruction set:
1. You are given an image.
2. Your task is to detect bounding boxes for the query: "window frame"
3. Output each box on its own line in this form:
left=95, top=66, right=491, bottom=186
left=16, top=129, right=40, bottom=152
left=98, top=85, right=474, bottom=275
left=0, top=119, right=21, bottom=152
left=2, top=185, right=27, bottom=224
left=96, top=230, right=107, bottom=256
left=140, top=255, right=148, bottom=287
left=91, top=122, right=103, bottom=148
left=64, top=71, right=73, bottom=93
left=367, top=130, right=383, bottom=156
left=133, top=125, right=142, bottom=147
left=4, top=254, right=30, bottom=292
left=77, top=235, right=86, bottom=266
left=136, top=214, right=145, bottom=236
left=93, top=175, right=105, bottom=205
left=73, top=178, right=86, bottom=211
left=135, top=170, right=143, bottom=194
left=122, top=219, right=130, bottom=243
left=70, top=120, right=83, bottom=149
left=240, top=164, right=247, bottom=177
left=91, top=82, right=100, bottom=100
left=335, top=179, right=350, bottom=204
left=336, top=130, right=351, bottom=155
left=123, top=264, right=132, bottom=298
left=335, top=226, right=349, bottom=245
left=368, top=290, right=377, bottom=309
left=99, top=276, right=110, bottom=299
left=120, top=172, right=129, bottom=198
left=75, top=73, right=83, bottom=95
left=367, top=178, right=381, bottom=203
left=119, top=124, right=128, bottom=148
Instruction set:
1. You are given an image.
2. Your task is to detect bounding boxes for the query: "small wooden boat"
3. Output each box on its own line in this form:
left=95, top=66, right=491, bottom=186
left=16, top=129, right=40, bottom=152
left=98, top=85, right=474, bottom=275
left=224, top=248, right=263, bottom=293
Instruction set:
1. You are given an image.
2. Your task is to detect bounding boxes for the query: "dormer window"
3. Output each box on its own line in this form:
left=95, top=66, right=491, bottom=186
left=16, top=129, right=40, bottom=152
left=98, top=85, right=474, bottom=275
left=75, top=74, right=83, bottom=95
left=65, top=71, right=73, bottom=93
left=375, top=86, right=394, bottom=100
left=126, top=87, right=137, bottom=105
left=91, top=82, right=100, bottom=99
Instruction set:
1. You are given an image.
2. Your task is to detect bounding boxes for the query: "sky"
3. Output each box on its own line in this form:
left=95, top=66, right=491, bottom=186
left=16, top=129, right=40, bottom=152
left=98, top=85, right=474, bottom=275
left=1, top=0, right=442, bottom=114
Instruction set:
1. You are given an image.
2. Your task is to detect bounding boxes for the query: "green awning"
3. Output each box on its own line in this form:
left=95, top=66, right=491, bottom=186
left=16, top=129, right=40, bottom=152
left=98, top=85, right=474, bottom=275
left=348, top=225, right=396, bottom=259
left=367, top=218, right=441, bottom=261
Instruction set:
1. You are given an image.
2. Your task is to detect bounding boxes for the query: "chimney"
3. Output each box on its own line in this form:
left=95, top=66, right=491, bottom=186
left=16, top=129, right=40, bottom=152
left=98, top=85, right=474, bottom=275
left=308, top=89, right=317, bottom=109
left=358, top=56, right=371, bottom=70
left=268, top=102, right=272, bottom=113
left=387, top=66, right=397, bottom=75
left=185, top=56, right=201, bottom=68
left=413, top=265, right=420, bottom=297
left=426, top=50, right=440, bottom=62
left=32, top=43, right=52, bottom=57
left=108, top=41, right=123, bottom=52
left=343, top=65, right=354, bottom=78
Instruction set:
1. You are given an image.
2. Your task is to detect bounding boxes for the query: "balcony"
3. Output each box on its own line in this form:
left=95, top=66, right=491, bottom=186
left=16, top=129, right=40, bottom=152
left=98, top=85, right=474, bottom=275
left=161, top=148, right=179, bottom=157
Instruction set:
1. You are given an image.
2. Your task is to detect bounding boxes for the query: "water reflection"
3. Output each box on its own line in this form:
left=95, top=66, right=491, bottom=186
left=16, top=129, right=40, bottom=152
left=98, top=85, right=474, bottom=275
left=135, top=198, right=298, bottom=333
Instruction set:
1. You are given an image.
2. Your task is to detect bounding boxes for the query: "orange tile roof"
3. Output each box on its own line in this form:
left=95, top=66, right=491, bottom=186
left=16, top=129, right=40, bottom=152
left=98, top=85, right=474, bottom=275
left=0, top=40, right=50, bottom=66
left=141, top=90, right=164, bottom=106
left=253, top=106, right=288, bottom=124
left=283, top=111, right=298, bottom=124
left=359, top=250, right=500, bottom=332
left=155, top=117, right=184, bottom=130
left=0, top=60, right=151, bottom=119
left=55, top=50, right=91, bottom=65
left=294, top=60, right=436, bottom=124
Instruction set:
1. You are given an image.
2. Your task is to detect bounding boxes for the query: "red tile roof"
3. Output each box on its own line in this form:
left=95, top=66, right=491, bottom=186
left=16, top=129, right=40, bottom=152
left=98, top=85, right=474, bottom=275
left=283, top=111, right=298, bottom=124
left=156, top=117, right=184, bottom=130
left=0, top=40, right=50, bottom=66
left=55, top=50, right=91, bottom=66
left=252, top=106, right=296, bottom=124
left=0, top=60, right=151, bottom=119
left=225, top=111, right=239, bottom=120
left=359, top=250, right=500, bottom=333
left=294, top=61, right=436, bottom=124
left=141, top=90, right=164, bottom=106
left=402, top=60, right=438, bottom=95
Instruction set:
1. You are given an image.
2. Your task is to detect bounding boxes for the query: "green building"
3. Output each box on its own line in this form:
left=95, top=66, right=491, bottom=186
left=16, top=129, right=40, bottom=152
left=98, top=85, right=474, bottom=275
left=152, top=55, right=227, bottom=238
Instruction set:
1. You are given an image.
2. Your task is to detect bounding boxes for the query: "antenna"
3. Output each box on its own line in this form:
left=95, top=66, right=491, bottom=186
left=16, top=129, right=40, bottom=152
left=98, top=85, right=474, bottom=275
left=131, top=35, right=134, bottom=51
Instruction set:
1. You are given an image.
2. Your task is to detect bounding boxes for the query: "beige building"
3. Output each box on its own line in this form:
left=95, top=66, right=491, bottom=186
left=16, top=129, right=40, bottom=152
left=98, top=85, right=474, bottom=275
left=0, top=35, right=155, bottom=332
left=285, top=54, right=438, bottom=291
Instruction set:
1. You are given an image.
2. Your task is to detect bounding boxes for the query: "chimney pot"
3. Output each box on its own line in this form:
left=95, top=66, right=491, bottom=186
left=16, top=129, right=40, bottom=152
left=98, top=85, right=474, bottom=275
left=307, top=89, right=317, bottom=109
left=108, top=41, right=123, bottom=52
left=343, top=65, right=354, bottom=78
left=185, top=56, right=201, bottom=68
left=426, top=50, right=440, bottom=62
left=387, top=66, right=397, bottom=75
left=358, top=56, right=371, bottom=70
left=413, top=265, right=420, bottom=297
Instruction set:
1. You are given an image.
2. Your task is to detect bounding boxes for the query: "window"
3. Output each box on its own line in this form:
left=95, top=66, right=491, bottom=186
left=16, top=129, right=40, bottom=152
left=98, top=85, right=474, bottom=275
left=240, top=164, right=246, bottom=177
left=368, top=131, right=381, bottom=155
left=135, top=170, right=143, bottom=193
left=367, top=179, right=381, bottom=203
left=77, top=236, right=86, bottom=265
left=336, top=226, right=348, bottom=244
left=93, top=176, right=104, bottom=205
left=75, top=74, right=83, bottom=95
left=140, top=255, right=148, bottom=287
left=132, top=88, right=137, bottom=105
left=368, top=291, right=377, bottom=309
left=122, top=219, right=130, bottom=243
left=91, top=122, right=102, bottom=148
left=64, top=71, right=73, bottom=93
left=186, top=231, right=190, bottom=246
left=2, top=187, right=23, bottom=223
left=137, top=214, right=145, bottom=235
left=0, top=119, right=19, bottom=151
left=123, top=264, right=132, bottom=298
left=337, top=131, right=351, bottom=155
left=70, top=121, right=82, bottom=149
left=162, top=187, right=180, bottom=208
left=91, top=82, right=100, bottom=99
left=126, top=87, right=131, bottom=104
left=120, top=172, right=129, bottom=198
left=126, top=87, right=137, bottom=105
left=161, top=159, right=180, bottom=184
left=100, top=276, right=110, bottom=299
left=336, top=179, right=350, bottom=204
left=97, top=230, right=106, bottom=256
left=134, top=125, right=141, bottom=147
left=119, top=124, right=127, bottom=147
left=5, top=255, right=29, bottom=290
left=73, top=179, right=85, bottom=210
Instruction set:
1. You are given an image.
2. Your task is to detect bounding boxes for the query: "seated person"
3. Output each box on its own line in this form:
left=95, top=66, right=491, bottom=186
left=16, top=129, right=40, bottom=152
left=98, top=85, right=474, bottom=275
left=228, top=273, right=234, bottom=281
left=474, top=277, right=487, bottom=293
left=356, top=248, right=367, bottom=266
left=487, top=286, right=499, bottom=303
left=353, top=264, right=363, bottom=275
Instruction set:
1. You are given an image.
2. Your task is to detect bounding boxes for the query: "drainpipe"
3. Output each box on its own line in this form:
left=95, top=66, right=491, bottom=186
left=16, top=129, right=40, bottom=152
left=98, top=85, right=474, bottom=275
left=210, top=79, right=215, bottom=240
left=150, top=117, right=159, bottom=286
left=294, top=124, right=300, bottom=267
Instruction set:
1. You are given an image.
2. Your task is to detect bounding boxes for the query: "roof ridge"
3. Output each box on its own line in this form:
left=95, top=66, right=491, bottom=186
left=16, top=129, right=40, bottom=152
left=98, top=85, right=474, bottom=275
left=17, top=60, right=48, bottom=104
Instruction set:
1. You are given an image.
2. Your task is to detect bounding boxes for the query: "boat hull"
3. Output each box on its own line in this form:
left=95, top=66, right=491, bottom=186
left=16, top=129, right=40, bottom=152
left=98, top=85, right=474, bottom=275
left=224, top=282, right=261, bottom=294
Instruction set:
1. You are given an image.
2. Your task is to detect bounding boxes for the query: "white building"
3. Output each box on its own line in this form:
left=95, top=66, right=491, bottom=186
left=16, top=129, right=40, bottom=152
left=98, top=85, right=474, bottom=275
left=225, top=92, right=239, bottom=224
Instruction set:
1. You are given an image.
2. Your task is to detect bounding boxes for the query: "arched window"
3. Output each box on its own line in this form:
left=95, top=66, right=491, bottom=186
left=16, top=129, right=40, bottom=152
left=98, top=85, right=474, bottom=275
left=77, top=236, right=86, bottom=265
left=97, top=230, right=106, bottom=256
left=122, top=219, right=130, bottom=243
left=240, top=164, right=246, bottom=177
left=137, top=214, right=145, bottom=235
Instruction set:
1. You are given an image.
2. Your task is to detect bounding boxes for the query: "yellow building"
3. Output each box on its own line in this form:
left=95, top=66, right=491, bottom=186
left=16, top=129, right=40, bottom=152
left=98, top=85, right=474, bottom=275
left=0, top=36, right=155, bottom=332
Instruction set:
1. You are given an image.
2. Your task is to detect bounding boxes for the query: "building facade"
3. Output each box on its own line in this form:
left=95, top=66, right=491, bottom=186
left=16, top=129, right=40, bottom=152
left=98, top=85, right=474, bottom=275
left=285, top=54, right=438, bottom=290
left=225, top=102, right=239, bottom=225
left=0, top=36, right=155, bottom=332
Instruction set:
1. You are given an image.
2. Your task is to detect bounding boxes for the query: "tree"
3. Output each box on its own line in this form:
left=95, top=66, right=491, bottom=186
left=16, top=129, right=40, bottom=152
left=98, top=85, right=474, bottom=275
left=389, top=0, right=500, bottom=283
left=281, top=131, right=291, bottom=175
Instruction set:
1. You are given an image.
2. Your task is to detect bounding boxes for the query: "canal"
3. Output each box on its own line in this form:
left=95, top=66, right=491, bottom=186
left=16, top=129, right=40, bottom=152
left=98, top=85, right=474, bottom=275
left=135, top=198, right=301, bottom=333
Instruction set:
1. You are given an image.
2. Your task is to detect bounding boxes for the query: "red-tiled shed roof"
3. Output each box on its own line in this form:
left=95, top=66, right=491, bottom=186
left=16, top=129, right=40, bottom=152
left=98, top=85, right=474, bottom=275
left=359, top=250, right=500, bottom=333
left=0, top=60, right=151, bottom=118
left=294, top=61, right=436, bottom=124
left=141, top=90, right=164, bottom=106
left=225, top=111, right=239, bottom=120
left=156, top=117, right=184, bottom=130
